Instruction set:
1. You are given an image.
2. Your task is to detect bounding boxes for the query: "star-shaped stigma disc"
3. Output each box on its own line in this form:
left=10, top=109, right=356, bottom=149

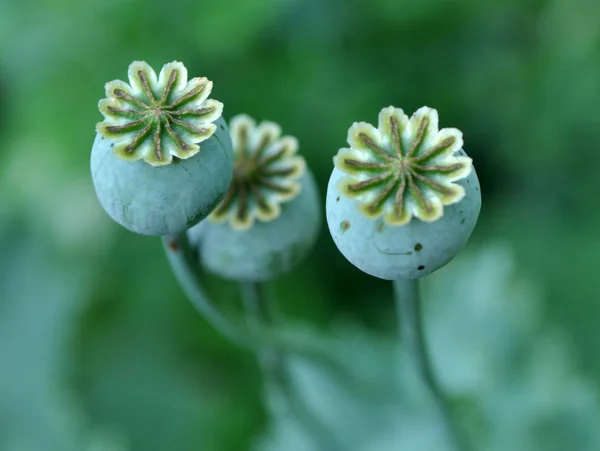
left=209, top=115, right=306, bottom=230
left=334, top=106, right=473, bottom=225
left=96, top=61, right=223, bottom=166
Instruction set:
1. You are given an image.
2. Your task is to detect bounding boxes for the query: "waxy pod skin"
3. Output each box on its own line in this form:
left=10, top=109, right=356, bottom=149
left=91, top=61, right=234, bottom=236
left=326, top=106, right=481, bottom=280
left=189, top=114, right=321, bottom=282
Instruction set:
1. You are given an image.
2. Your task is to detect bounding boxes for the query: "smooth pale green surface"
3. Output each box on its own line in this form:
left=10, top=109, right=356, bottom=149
left=90, top=117, right=233, bottom=236
left=189, top=170, right=321, bottom=282
left=326, top=156, right=481, bottom=280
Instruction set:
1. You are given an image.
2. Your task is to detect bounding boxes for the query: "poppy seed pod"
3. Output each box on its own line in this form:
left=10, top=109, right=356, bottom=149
left=188, top=114, right=321, bottom=282
left=91, top=61, right=234, bottom=236
left=326, top=106, right=481, bottom=280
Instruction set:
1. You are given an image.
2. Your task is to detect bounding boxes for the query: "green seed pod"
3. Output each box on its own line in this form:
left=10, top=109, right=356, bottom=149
left=188, top=114, right=321, bottom=282
left=91, top=61, right=234, bottom=236
left=326, top=106, right=481, bottom=280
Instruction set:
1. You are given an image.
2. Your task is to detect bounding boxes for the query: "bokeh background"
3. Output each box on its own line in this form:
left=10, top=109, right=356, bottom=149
left=1, top=0, right=600, bottom=449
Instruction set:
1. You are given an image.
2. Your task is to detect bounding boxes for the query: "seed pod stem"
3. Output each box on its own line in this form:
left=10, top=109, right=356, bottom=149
left=240, top=281, right=343, bottom=450
left=163, top=232, right=370, bottom=395
left=162, top=232, right=252, bottom=346
left=393, top=278, right=471, bottom=451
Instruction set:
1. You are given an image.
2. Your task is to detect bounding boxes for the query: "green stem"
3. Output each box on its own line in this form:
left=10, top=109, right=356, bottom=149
left=240, top=281, right=343, bottom=451
left=393, top=278, right=469, bottom=451
left=162, top=233, right=252, bottom=349
left=162, top=232, right=368, bottom=396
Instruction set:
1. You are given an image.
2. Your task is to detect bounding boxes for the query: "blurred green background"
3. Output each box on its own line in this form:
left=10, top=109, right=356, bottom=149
left=1, top=0, right=600, bottom=449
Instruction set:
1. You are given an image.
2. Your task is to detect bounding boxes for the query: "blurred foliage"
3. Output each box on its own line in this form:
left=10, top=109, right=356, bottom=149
left=259, top=244, right=600, bottom=451
left=1, top=0, right=600, bottom=449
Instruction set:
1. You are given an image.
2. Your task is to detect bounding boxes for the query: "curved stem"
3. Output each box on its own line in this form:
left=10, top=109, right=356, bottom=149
left=162, top=232, right=369, bottom=395
left=393, top=278, right=469, bottom=451
left=162, top=233, right=253, bottom=349
left=240, top=281, right=343, bottom=451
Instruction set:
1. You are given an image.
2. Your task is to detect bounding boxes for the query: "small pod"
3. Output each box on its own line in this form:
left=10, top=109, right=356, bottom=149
left=326, top=106, right=481, bottom=280
left=91, top=61, right=234, bottom=236
left=188, top=114, right=321, bottom=282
